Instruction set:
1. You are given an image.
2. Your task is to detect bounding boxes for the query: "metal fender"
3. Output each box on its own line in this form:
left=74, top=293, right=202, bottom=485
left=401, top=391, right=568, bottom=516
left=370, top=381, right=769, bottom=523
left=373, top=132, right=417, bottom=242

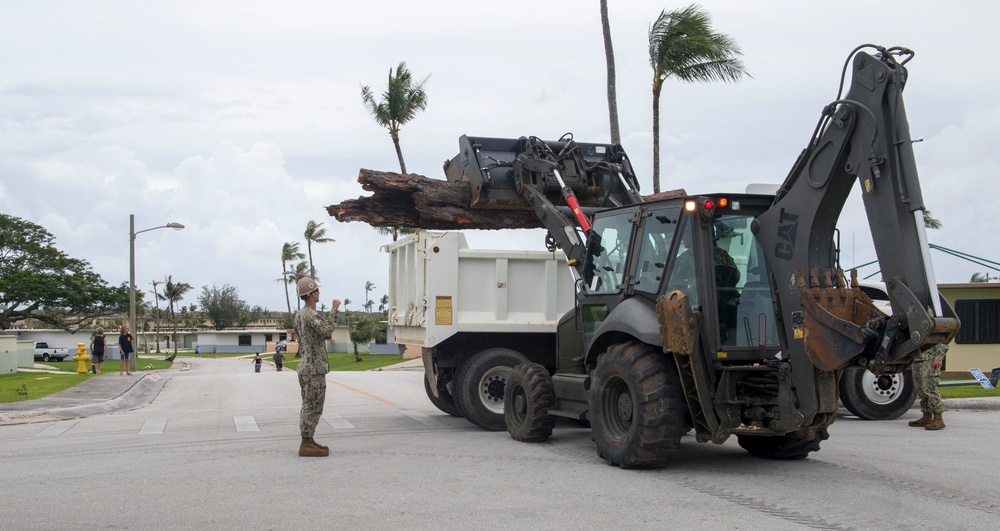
left=587, top=298, right=661, bottom=362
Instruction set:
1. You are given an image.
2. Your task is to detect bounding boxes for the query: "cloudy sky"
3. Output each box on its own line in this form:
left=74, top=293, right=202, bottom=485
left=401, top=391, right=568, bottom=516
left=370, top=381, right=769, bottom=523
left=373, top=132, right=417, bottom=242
left=2, top=0, right=997, bottom=314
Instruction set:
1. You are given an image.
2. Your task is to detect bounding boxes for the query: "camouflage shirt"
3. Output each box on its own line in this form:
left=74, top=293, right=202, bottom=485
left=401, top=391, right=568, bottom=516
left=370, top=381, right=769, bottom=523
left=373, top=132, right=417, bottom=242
left=293, top=306, right=338, bottom=375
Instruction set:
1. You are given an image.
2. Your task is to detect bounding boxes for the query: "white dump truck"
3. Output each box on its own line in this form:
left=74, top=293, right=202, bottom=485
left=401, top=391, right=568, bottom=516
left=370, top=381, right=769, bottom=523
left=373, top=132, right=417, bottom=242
left=385, top=230, right=575, bottom=429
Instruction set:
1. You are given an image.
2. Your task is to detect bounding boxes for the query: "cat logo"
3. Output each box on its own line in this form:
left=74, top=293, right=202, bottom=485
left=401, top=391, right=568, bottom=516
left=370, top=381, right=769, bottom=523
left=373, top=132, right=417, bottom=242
left=775, top=208, right=799, bottom=261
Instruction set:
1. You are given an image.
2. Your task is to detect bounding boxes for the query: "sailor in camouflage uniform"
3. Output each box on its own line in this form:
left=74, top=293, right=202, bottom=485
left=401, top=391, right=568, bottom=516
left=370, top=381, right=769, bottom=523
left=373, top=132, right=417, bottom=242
left=908, top=343, right=948, bottom=430
left=293, top=277, right=340, bottom=457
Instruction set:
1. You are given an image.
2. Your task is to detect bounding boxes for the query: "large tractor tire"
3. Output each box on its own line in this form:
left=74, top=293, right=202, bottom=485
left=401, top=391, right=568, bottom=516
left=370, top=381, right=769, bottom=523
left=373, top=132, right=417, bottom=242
left=589, top=341, right=687, bottom=469
left=504, top=362, right=555, bottom=442
left=424, top=374, right=461, bottom=417
left=737, top=427, right=830, bottom=460
left=839, top=367, right=916, bottom=420
left=453, top=348, right=529, bottom=431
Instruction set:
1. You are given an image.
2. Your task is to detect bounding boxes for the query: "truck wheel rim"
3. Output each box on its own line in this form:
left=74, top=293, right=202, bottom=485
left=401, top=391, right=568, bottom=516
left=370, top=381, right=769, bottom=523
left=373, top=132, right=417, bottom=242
left=862, top=371, right=903, bottom=404
left=602, top=377, right=632, bottom=438
left=479, top=367, right=510, bottom=414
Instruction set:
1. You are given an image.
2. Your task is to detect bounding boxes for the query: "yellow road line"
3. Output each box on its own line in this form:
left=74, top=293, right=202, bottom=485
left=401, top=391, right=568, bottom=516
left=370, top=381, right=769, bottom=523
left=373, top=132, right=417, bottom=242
left=326, top=378, right=393, bottom=405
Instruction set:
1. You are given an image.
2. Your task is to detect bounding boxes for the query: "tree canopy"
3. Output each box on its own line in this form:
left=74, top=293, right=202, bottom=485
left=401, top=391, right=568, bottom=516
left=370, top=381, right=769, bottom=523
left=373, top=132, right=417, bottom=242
left=199, top=284, right=244, bottom=330
left=0, top=214, right=129, bottom=330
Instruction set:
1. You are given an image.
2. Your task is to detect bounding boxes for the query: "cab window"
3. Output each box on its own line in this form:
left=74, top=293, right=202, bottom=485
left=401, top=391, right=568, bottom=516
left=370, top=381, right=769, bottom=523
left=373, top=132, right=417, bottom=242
left=583, top=212, right=634, bottom=295
left=634, top=206, right=681, bottom=294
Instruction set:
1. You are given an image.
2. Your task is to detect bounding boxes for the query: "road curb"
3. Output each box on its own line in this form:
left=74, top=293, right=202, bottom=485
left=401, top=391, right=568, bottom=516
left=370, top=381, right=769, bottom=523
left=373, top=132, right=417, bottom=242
left=0, top=372, right=171, bottom=426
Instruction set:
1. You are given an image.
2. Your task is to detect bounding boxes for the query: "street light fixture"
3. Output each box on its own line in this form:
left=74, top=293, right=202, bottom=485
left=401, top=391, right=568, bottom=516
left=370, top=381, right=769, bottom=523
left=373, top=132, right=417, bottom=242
left=129, top=214, right=184, bottom=372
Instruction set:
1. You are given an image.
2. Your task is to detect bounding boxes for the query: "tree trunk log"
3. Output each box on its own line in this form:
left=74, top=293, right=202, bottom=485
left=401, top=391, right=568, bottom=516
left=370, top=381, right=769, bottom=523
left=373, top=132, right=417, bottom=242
left=326, top=169, right=542, bottom=230
left=326, top=168, right=686, bottom=230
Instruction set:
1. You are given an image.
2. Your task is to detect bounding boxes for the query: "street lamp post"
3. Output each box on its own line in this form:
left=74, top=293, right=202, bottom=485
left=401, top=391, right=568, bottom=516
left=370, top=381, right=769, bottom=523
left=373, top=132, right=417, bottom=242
left=129, top=214, right=184, bottom=372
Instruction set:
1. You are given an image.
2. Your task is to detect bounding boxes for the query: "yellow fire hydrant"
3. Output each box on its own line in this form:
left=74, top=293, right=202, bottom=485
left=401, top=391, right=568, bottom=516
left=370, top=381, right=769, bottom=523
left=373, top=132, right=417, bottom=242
left=73, top=343, right=90, bottom=374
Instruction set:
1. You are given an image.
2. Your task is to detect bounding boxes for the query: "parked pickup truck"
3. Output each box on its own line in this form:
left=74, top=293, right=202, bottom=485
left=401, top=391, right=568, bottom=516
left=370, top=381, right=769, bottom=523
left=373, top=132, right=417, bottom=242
left=33, top=342, right=72, bottom=362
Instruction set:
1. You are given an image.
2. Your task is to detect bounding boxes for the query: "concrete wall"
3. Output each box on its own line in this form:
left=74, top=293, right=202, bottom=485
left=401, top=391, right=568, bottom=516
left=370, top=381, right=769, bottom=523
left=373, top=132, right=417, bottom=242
left=0, top=335, right=18, bottom=374
left=16, top=340, right=34, bottom=367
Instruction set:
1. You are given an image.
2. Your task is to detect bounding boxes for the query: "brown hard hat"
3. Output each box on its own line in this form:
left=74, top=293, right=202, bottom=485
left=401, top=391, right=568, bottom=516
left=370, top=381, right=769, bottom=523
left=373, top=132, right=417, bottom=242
left=297, top=277, right=319, bottom=297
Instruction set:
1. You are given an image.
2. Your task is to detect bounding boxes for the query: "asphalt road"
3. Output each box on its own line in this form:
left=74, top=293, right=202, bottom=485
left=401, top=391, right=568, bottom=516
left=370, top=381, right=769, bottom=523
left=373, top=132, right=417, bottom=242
left=1, top=357, right=998, bottom=530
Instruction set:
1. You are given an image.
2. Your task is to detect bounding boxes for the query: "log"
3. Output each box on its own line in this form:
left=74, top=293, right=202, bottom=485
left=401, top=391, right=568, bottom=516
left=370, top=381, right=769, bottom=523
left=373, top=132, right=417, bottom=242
left=326, top=168, right=688, bottom=230
left=326, top=169, right=542, bottom=230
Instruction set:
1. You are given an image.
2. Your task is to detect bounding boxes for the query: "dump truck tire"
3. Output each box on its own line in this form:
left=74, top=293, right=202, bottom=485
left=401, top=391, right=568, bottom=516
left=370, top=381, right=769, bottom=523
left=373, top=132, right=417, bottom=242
left=453, top=348, right=529, bottom=431
left=737, top=427, right=829, bottom=460
left=504, top=363, right=555, bottom=442
left=839, top=367, right=916, bottom=420
left=589, top=341, right=686, bottom=469
left=424, top=374, right=461, bottom=417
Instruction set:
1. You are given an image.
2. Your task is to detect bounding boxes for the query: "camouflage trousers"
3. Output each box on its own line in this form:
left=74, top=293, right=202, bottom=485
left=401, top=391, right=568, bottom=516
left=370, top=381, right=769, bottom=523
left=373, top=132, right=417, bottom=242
left=912, top=358, right=943, bottom=414
left=299, top=374, right=327, bottom=438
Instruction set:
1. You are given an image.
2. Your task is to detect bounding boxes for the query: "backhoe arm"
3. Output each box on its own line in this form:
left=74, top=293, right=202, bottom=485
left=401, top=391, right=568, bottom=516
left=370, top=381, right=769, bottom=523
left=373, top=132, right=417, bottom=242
left=754, top=45, right=960, bottom=377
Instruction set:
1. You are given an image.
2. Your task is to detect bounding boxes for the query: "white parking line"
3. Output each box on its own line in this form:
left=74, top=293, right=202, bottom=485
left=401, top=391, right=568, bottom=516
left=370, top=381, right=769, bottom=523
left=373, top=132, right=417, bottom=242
left=36, top=420, right=78, bottom=437
left=321, top=412, right=356, bottom=429
left=139, top=418, right=167, bottom=435
left=399, top=410, right=444, bottom=427
left=233, top=416, right=260, bottom=432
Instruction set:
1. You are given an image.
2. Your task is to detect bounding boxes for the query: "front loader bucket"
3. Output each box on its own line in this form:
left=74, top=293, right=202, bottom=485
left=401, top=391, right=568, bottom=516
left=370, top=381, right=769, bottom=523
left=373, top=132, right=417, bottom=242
left=797, top=269, right=883, bottom=371
left=442, top=135, right=640, bottom=209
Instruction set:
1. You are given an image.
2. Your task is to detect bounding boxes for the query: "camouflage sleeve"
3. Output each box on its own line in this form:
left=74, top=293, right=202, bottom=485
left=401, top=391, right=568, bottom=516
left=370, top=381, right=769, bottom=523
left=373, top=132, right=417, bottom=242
left=304, top=310, right=338, bottom=337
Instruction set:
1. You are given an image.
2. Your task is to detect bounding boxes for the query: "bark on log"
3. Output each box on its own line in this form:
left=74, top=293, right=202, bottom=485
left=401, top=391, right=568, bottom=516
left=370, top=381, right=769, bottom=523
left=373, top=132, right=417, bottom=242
left=326, top=168, right=687, bottom=230
left=327, top=169, right=542, bottom=230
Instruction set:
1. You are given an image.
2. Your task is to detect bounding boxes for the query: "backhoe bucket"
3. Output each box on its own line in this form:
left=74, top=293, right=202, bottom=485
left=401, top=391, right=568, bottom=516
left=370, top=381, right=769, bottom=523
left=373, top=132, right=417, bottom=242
left=442, top=135, right=641, bottom=209
left=797, top=269, right=883, bottom=372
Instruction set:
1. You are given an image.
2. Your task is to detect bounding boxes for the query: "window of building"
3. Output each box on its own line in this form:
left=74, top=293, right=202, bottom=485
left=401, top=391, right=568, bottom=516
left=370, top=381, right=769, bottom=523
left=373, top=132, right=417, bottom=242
left=238, top=334, right=252, bottom=346
left=954, top=299, right=1000, bottom=344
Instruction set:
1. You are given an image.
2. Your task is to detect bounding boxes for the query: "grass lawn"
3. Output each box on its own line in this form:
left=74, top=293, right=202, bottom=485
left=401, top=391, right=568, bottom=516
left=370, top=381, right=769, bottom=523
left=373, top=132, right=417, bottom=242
left=0, top=372, right=94, bottom=403
left=0, top=357, right=173, bottom=404
left=277, top=352, right=404, bottom=372
left=940, top=378, right=1000, bottom=399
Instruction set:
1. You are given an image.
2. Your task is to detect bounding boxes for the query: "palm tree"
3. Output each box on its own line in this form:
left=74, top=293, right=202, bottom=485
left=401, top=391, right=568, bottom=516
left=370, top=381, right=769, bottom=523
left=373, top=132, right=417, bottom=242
left=281, top=242, right=305, bottom=316
left=151, top=279, right=163, bottom=353
left=293, top=261, right=310, bottom=311
left=304, top=220, right=335, bottom=280
left=923, top=209, right=942, bottom=230
left=158, top=275, right=193, bottom=362
left=649, top=4, right=748, bottom=193
left=970, top=272, right=995, bottom=283
left=600, top=0, right=620, bottom=144
left=379, top=294, right=389, bottom=314
left=364, top=281, right=376, bottom=314
left=376, top=226, right=418, bottom=242
left=360, top=61, right=429, bottom=174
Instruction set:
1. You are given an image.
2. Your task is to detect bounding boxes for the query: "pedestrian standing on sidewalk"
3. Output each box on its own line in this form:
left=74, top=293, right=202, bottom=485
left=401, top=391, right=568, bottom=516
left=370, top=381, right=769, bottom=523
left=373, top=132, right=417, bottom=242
left=118, top=325, right=134, bottom=376
left=195, top=345, right=200, bottom=357
left=293, top=276, right=340, bottom=457
left=909, top=343, right=948, bottom=430
left=89, top=327, right=107, bottom=374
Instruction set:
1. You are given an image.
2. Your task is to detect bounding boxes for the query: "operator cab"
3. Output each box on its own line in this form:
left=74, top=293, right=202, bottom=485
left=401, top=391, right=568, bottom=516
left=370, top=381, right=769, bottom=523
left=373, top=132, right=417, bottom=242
left=580, top=194, right=780, bottom=360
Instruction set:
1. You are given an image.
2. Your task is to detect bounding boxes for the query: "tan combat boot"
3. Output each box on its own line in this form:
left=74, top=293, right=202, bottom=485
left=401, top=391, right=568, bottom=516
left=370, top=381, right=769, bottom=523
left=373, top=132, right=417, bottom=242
left=299, top=437, right=330, bottom=457
left=312, top=439, right=329, bottom=452
left=908, top=412, right=933, bottom=427
left=924, top=412, right=945, bottom=430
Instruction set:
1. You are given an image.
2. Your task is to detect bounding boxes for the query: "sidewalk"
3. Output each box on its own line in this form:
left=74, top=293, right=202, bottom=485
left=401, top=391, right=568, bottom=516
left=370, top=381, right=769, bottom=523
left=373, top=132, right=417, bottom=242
left=0, top=370, right=170, bottom=426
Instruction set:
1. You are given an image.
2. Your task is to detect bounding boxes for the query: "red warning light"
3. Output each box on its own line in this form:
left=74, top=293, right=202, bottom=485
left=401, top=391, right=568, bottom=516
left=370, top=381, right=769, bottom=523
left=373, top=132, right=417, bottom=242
left=703, top=199, right=715, bottom=210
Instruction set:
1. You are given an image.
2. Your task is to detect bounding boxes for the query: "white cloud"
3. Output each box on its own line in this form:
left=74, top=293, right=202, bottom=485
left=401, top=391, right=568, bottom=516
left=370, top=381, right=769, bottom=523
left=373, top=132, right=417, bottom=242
left=2, top=0, right=999, bottom=317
